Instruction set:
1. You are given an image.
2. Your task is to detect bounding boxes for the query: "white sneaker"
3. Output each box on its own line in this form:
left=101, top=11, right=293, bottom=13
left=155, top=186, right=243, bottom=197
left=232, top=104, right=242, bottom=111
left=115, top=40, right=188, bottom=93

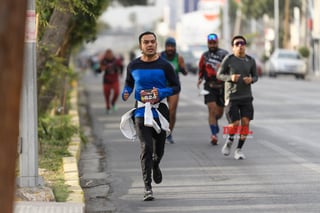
left=221, top=140, right=233, bottom=156
left=199, top=89, right=210, bottom=96
left=234, top=148, right=246, bottom=160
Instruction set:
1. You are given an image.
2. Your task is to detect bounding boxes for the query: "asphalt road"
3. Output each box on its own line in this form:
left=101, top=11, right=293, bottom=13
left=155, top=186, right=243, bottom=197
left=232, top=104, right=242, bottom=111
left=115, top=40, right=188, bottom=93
left=81, top=70, right=320, bottom=213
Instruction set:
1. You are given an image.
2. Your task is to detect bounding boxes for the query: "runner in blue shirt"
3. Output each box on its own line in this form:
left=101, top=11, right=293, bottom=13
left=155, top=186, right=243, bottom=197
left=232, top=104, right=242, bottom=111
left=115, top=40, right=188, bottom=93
left=122, top=31, right=180, bottom=201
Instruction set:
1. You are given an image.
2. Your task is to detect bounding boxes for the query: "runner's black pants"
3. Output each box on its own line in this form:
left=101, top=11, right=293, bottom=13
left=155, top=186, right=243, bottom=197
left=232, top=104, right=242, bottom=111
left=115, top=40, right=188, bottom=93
left=135, top=117, right=166, bottom=189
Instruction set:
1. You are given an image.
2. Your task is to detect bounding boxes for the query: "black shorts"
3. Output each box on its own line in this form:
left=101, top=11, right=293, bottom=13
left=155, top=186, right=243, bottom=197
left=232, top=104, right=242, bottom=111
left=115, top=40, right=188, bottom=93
left=225, top=98, right=254, bottom=123
left=204, top=84, right=224, bottom=107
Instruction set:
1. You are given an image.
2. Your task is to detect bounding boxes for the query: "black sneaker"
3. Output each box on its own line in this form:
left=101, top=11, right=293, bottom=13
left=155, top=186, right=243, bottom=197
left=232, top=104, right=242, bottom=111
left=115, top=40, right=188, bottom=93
left=143, top=189, right=154, bottom=201
left=166, top=134, right=175, bottom=144
left=153, top=165, right=162, bottom=184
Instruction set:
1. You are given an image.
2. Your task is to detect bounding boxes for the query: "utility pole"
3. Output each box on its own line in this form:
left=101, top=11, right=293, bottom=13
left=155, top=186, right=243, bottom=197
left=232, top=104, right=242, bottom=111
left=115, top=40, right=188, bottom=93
left=0, top=0, right=27, bottom=212
left=283, top=0, right=290, bottom=48
left=274, top=0, right=279, bottom=50
left=301, top=0, right=308, bottom=46
left=233, top=3, right=242, bottom=36
left=222, top=0, right=231, bottom=49
left=17, top=0, right=42, bottom=187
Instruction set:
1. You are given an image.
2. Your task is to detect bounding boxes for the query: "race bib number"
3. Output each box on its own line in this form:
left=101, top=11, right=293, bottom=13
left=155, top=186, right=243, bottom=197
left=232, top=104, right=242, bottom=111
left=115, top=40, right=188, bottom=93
left=141, top=89, right=158, bottom=103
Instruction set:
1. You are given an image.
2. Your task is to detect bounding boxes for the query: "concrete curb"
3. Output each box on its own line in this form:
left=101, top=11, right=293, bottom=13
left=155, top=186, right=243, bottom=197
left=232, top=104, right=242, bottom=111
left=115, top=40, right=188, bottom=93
left=63, top=82, right=84, bottom=204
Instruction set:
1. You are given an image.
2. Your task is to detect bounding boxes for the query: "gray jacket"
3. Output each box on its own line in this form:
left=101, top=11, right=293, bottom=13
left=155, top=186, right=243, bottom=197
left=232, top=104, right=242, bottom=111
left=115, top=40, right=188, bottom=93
left=217, top=54, right=258, bottom=103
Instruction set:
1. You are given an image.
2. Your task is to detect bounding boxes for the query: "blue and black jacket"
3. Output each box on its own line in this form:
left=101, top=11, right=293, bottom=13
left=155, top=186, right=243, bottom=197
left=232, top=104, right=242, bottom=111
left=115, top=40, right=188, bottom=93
left=121, top=57, right=181, bottom=118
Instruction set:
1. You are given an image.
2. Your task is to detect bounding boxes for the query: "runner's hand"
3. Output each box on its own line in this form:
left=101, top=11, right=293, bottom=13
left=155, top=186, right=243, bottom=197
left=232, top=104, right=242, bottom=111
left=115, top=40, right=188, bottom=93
left=243, top=76, right=252, bottom=84
left=151, top=87, right=158, bottom=99
left=231, top=74, right=241, bottom=82
left=123, top=90, right=129, bottom=101
left=197, top=79, right=203, bottom=88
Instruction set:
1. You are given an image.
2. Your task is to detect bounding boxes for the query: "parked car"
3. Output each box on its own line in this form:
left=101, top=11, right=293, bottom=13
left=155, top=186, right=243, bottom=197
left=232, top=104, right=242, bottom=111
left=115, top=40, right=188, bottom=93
left=188, top=44, right=207, bottom=62
left=180, top=51, right=198, bottom=74
left=264, top=48, right=307, bottom=79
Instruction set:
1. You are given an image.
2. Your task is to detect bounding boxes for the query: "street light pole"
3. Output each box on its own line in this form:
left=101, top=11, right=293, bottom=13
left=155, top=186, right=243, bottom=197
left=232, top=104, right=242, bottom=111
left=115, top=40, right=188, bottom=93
left=274, top=0, right=279, bottom=50
left=222, top=0, right=230, bottom=49
left=17, top=0, right=42, bottom=187
left=283, top=0, right=290, bottom=48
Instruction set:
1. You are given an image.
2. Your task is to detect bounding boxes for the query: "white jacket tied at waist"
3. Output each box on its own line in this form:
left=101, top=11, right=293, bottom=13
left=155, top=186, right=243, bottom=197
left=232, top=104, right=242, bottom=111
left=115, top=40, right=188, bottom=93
left=120, top=100, right=170, bottom=141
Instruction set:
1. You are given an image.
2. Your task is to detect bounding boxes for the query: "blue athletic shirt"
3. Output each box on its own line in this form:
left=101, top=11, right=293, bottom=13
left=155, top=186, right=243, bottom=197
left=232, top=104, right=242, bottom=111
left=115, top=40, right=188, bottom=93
left=122, top=57, right=181, bottom=118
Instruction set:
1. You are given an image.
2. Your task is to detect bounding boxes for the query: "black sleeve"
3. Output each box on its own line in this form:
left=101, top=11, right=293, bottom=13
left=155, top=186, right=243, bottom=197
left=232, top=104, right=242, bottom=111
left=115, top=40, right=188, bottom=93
left=250, top=57, right=258, bottom=83
left=125, top=62, right=135, bottom=89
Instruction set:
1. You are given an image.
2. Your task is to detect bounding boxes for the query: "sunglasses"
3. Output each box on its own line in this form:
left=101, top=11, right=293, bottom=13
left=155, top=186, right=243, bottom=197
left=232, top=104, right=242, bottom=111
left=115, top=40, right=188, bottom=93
left=234, top=41, right=246, bottom=46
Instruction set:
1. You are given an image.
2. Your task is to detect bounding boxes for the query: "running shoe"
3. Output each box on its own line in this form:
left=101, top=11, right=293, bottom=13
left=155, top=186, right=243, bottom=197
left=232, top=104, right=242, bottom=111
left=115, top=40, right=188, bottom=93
left=153, top=164, right=162, bottom=184
left=143, top=189, right=154, bottom=201
left=166, top=134, right=175, bottom=144
left=199, top=89, right=210, bottom=96
left=210, top=135, right=218, bottom=145
left=112, top=104, right=117, bottom=112
left=221, top=140, right=233, bottom=156
left=234, top=148, right=246, bottom=160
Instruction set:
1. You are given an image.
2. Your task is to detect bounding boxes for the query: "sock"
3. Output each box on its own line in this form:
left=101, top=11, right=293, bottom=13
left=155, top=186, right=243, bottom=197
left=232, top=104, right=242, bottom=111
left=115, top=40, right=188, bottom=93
left=210, top=124, right=218, bottom=136
left=216, top=120, right=220, bottom=133
left=228, top=134, right=234, bottom=142
left=237, top=138, right=245, bottom=149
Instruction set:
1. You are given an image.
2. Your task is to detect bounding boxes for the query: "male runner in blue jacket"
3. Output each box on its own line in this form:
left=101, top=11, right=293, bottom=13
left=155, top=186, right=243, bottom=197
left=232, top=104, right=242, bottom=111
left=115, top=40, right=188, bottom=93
left=122, top=31, right=180, bottom=201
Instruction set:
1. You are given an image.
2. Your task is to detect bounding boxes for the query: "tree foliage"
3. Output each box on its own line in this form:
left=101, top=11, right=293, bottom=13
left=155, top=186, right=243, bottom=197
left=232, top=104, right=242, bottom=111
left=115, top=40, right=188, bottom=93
left=240, top=0, right=301, bottom=19
left=116, top=0, right=148, bottom=6
left=35, top=0, right=110, bottom=198
left=36, top=0, right=109, bottom=115
left=230, top=0, right=303, bottom=48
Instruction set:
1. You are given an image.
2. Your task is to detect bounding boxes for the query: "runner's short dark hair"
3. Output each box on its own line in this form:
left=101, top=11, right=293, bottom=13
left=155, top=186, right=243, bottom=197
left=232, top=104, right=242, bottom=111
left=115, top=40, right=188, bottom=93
left=231, top=35, right=247, bottom=46
left=139, top=31, right=157, bottom=45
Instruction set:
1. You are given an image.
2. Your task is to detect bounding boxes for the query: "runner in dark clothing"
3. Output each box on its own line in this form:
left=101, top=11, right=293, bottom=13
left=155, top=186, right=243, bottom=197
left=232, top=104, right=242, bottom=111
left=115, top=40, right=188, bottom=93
left=217, top=35, right=258, bottom=160
left=121, top=31, right=180, bottom=201
left=197, top=33, right=228, bottom=145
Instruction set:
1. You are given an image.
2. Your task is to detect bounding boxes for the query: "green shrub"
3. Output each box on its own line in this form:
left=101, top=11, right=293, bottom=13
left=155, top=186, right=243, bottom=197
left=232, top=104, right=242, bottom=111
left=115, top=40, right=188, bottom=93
left=298, top=46, right=310, bottom=58
left=38, top=114, right=79, bottom=201
left=39, top=115, right=78, bottom=169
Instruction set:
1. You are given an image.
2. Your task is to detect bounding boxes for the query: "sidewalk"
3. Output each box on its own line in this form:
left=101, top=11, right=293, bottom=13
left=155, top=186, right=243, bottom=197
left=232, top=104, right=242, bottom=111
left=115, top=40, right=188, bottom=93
left=13, top=75, right=117, bottom=213
left=14, top=201, right=84, bottom=213
left=306, top=71, right=320, bottom=81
